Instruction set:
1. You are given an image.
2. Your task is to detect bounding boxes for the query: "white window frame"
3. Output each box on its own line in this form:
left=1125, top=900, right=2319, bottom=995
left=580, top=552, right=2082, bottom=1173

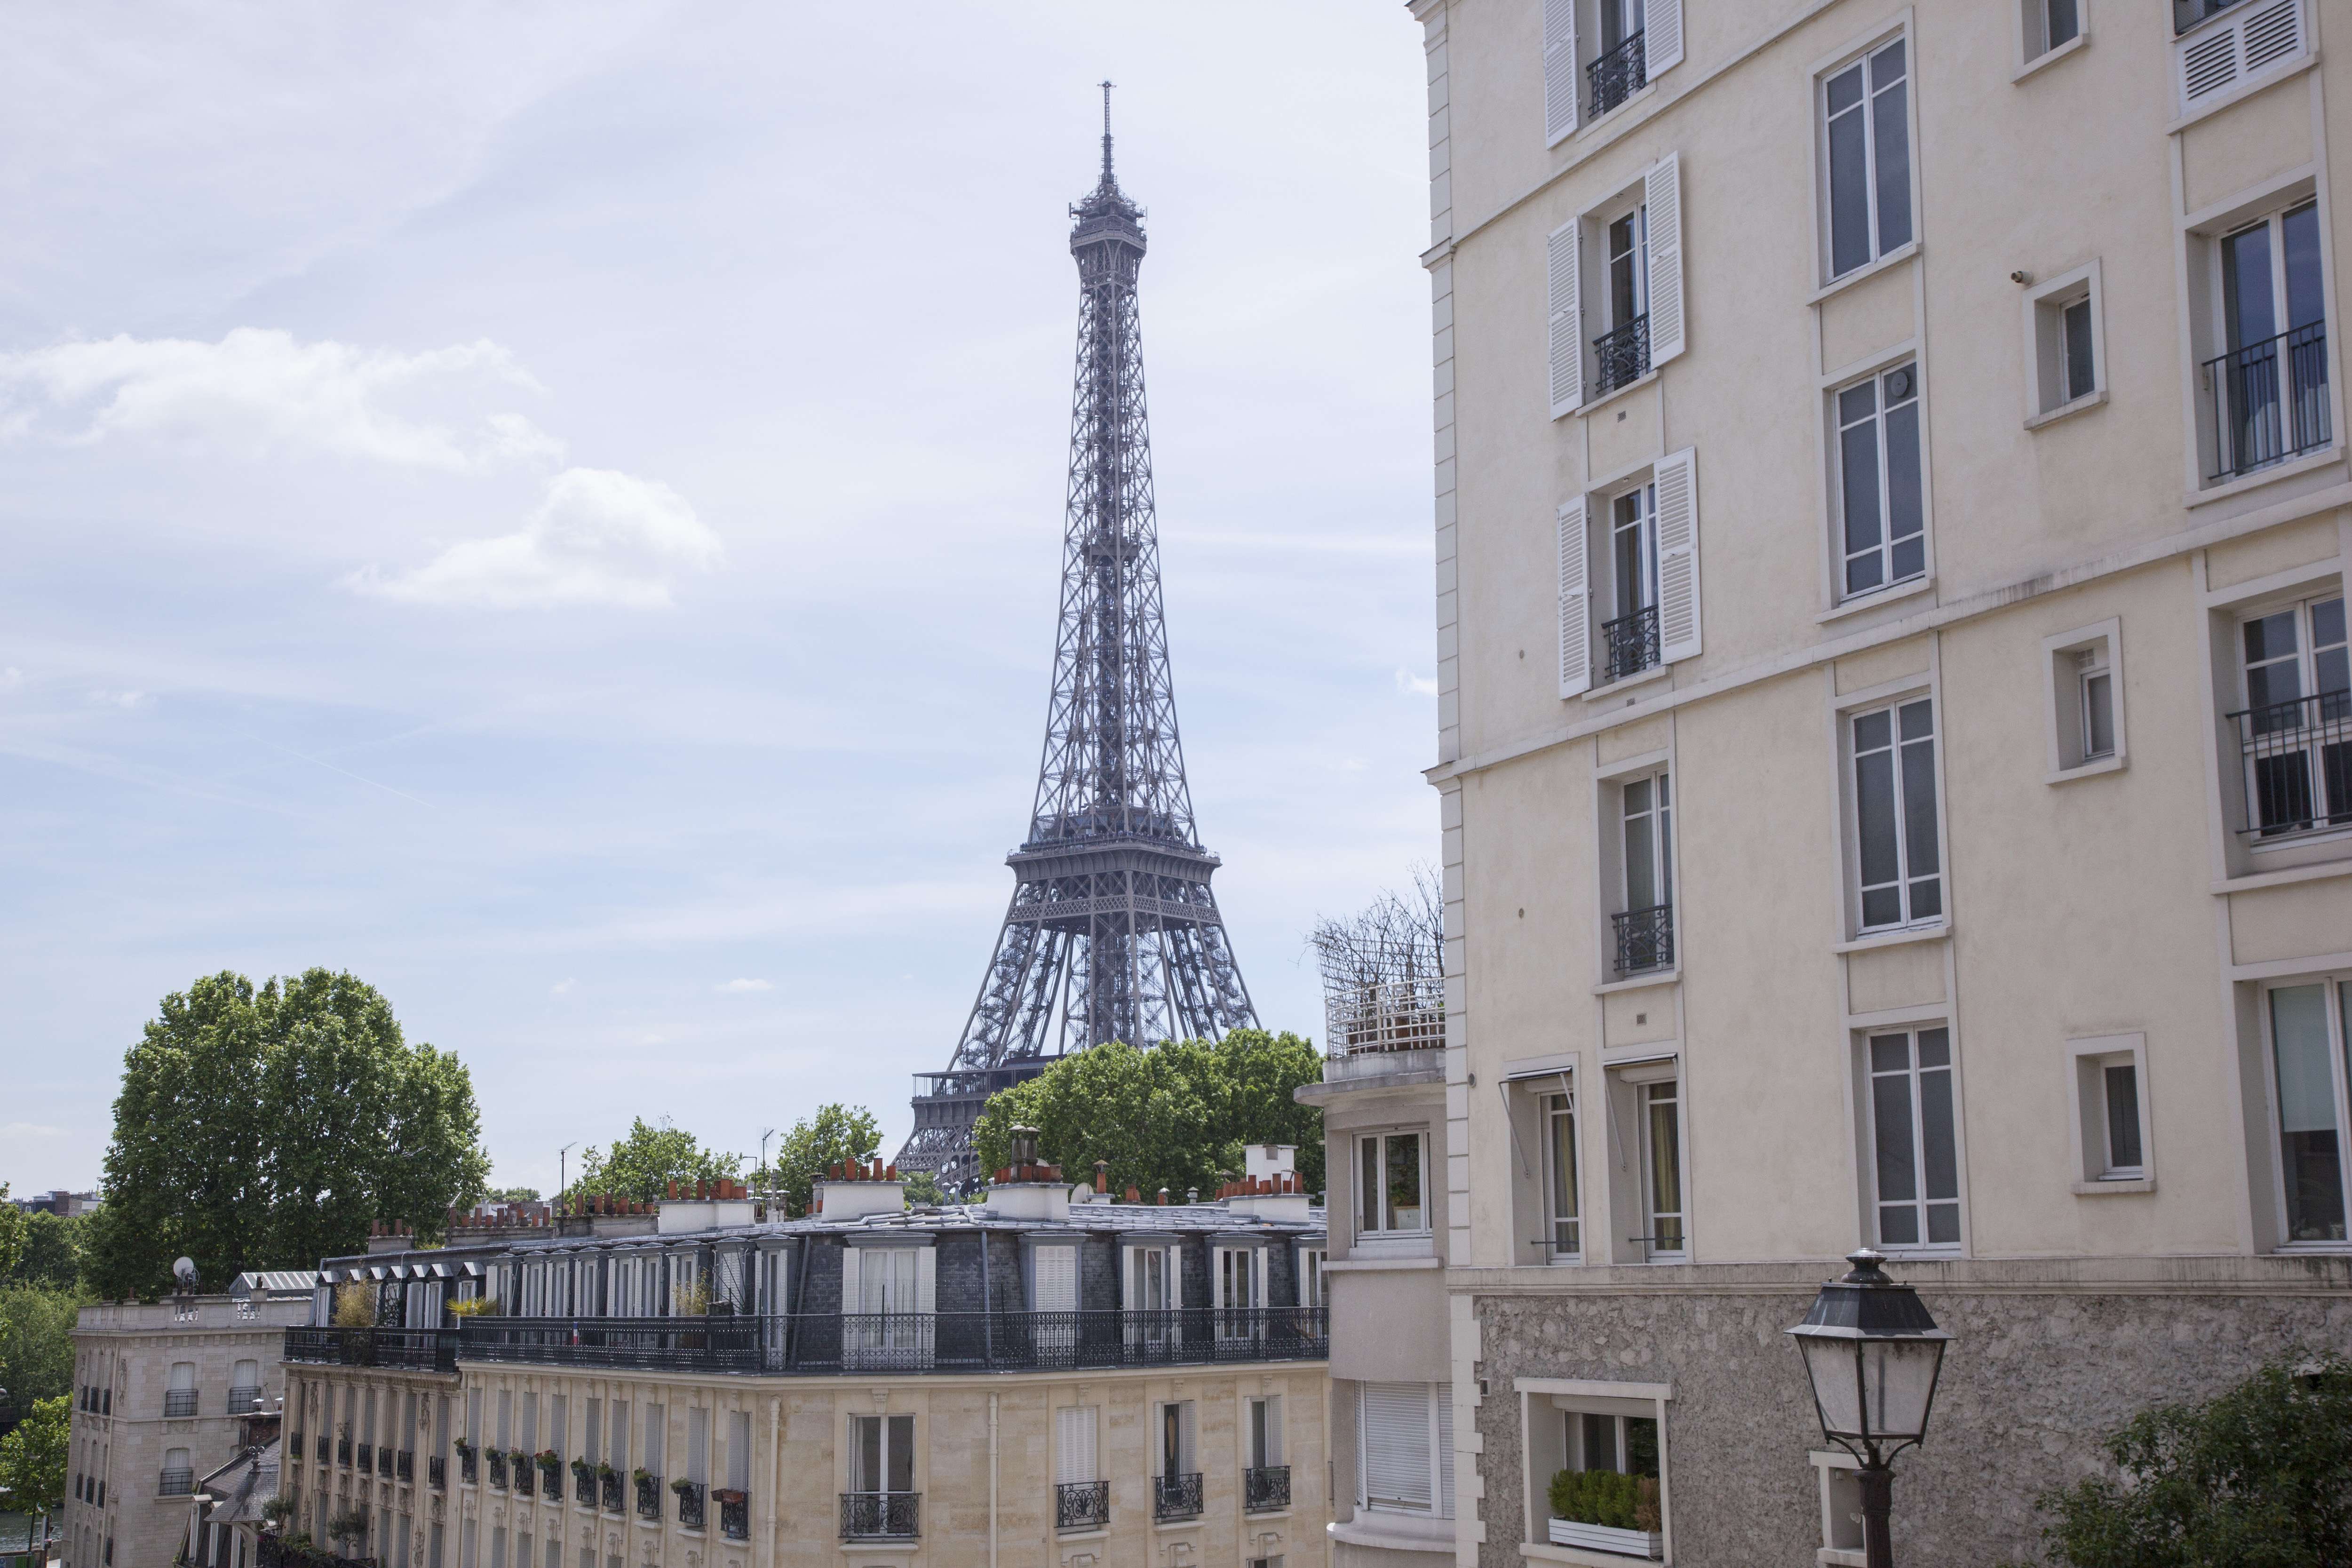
left=1054, top=1403, right=1098, bottom=1492
left=1154, top=1399, right=1199, bottom=1480
left=1813, top=27, right=1918, bottom=287
left=2042, top=618, right=2127, bottom=782
left=2233, top=587, right=2350, bottom=845
left=1549, top=154, right=1686, bottom=422
left=1515, top=1379, right=1672, bottom=1556
left=1606, top=1060, right=1688, bottom=1263
left=1857, top=1024, right=1965, bottom=1253
left=1809, top=1450, right=1867, bottom=1565
left=1295, top=1245, right=1325, bottom=1308
left=1841, top=689, right=1947, bottom=936
left=2066, top=1033, right=2153, bottom=1194
left=2016, top=0, right=2088, bottom=76
left=1828, top=357, right=1928, bottom=604
left=845, top=1412, right=915, bottom=1497
left=2186, top=177, right=2337, bottom=491
left=1355, top=1130, right=1432, bottom=1238
left=2261, top=975, right=2352, bottom=1251
left=1357, top=1382, right=1452, bottom=1519
left=1245, top=1394, right=1285, bottom=1472
left=1542, top=1082, right=1583, bottom=1262
left=2022, top=261, right=2106, bottom=426
left=1560, top=447, right=1701, bottom=700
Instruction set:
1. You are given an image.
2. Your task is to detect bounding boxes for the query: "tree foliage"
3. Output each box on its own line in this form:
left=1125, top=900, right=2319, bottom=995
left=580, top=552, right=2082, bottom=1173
left=567, top=1118, right=739, bottom=1207
left=83, top=970, right=490, bottom=1299
left=2034, top=1353, right=2352, bottom=1568
left=484, top=1187, right=541, bottom=1206
left=751, top=1105, right=881, bottom=1217
left=0, top=1289, right=77, bottom=1407
left=971, top=1030, right=1324, bottom=1200
left=0, top=1188, right=23, bottom=1283
left=0, top=1393, right=67, bottom=1515
left=1, top=1212, right=87, bottom=1293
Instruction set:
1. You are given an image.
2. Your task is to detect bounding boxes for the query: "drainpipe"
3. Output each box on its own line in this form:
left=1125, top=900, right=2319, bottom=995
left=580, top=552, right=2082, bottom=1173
left=761, top=1397, right=779, bottom=1568
left=987, top=1391, right=999, bottom=1568
left=978, top=1230, right=993, bottom=1369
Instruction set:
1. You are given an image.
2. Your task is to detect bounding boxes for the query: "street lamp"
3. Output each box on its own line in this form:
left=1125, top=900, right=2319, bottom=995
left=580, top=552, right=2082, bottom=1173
left=1787, top=1249, right=1951, bottom=1568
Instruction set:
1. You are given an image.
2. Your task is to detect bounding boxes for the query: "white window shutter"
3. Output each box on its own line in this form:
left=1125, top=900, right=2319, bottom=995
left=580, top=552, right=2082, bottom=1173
left=1266, top=1395, right=1284, bottom=1467
left=1360, top=1383, right=1434, bottom=1511
left=1653, top=447, right=1701, bottom=664
left=1557, top=496, right=1592, bottom=698
left=914, top=1249, right=937, bottom=1316
left=1548, top=217, right=1584, bottom=417
left=1436, top=1384, right=1456, bottom=1520
left=1644, top=153, right=1685, bottom=366
left=1542, top=0, right=1579, bottom=144
left=1646, top=0, right=1685, bottom=75
left=1033, top=1245, right=1077, bottom=1312
left=1055, top=1407, right=1096, bottom=1485
left=838, top=1248, right=861, bottom=1315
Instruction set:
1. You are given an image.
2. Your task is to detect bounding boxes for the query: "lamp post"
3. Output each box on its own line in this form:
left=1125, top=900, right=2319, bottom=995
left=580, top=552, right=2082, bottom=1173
left=1787, top=1249, right=1951, bottom=1568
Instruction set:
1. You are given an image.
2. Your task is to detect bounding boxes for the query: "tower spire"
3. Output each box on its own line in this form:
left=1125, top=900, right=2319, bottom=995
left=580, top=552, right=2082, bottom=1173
left=897, top=112, right=1257, bottom=1190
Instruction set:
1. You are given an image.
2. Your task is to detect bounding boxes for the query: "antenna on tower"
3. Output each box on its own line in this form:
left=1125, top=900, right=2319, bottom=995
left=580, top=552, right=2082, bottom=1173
left=1100, top=80, right=1116, bottom=182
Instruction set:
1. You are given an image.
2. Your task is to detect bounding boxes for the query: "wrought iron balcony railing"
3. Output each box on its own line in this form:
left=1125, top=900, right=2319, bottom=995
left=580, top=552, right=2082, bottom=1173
left=601, top=1470, right=624, bottom=1512
left=1244, top=1465, right=1291, bottom=1513
left=356, top=1443, right=373, bottom=1474
left=839, top=1492, right=919, bottom=1541
left=456, top=1308, right=1327, bottom=1376
left=1055, top=1480, right=1110, bottom=1532
left=511, top=1455, right=532, bottom=1496
left=574, top=1467, right=596, bottom=1506
left=1587, top=29, right=1647, bottom=115
left=457, top=1448, right=477, bottom=1486
left=316, top=1434, right=332, bottom=1464
left=427, top=1455, right=444, bottom=1491
left=165, top=1391, right=199, bottom=1418
left=376, top=1446, right=394, bottom=1479
left=283, top=1328, right=460, bottom=1375
left=227, top=1385, right=264, bottom=1414
left=158, top=1469, right=195, bottom=1497
left=2229, top=690, right=2352, bottom=837
left=675, top=1481, right=705, bottom=1530
left=1592, top=313, right=1652, bottom=398
left=2205, top=322, right=2330, bottom=480
left=1613, top=903, right=1675, bottom=976
left=1602, top=604, right=1660, bottom=683
left=717, top=1490, right=749, bottom=1540
left=484, top=1450, right=505, bottom=1490
left=1153, top=1472, right=1204, bottom=1522
left=396, top=1450, right=413, bottom=1484
left=636, top=1473, right=662, bottom=1520
left=336, top=1439, right=352, bottom=1468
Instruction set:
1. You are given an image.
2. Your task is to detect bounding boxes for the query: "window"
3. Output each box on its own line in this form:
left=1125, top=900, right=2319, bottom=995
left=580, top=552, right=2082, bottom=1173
left=1214, top=1246, right=1265, bottom=1340
left=2025, top=263, right=2104, bottom=420
left=1296, top=1246, right=1325, bottom=1307
left=1851, top=697, right=1942, bottom=931
left=1640, top=1080, right=1685, bottom=1258
left=166, top=1362, right=196, bottom=1418
left=2044, top=621, right=2125, bottom=779
left=849, top=1413, right=913, bottom=1495
left=1544, top=0, right=1685, bottom=143
left=1594, top=209, right=1651, bottom=397
left=2233, top=593, right=2349, bottom=838
left=160, top=1448, right=192, bottom=1497
left=1603, top=486, right=1659, bottom=679
left=1247, top=1396, right=1285, bottom=1472
left=1055, top=1405, right=1098, bottom=1486
left=2268, top=981, right=2350, bottom=1244
left=1821, top=37, right=1912, bottom=280
left=1358, top=1384, right=1451, bottom=1518
left=1357, top=1131, right=1427, bottom=1234
left=1614, top=772, right=1674, bottom=974
left=1835, top=362, right=1925, bottom=597
left=1027, top=1243, right=1079, bottom=1313
left=2174, top=0, right=2309, bottom=113
left=1127, top=1244, right=1176, bottom=1311
left=2024, top=0, right=2082, bottom=60
left=1543, top=1091, right=1581, bottom=1258
left=1865, top=1027, right=1961, bottom=1248
left=1556, top=449, right=1700, bottom=697
left=2069, top=1036, right=2150, bottom=1185
left=1546, top=156, right=1685, bottom=419
left=2208, top=200, right=2329, bottom=481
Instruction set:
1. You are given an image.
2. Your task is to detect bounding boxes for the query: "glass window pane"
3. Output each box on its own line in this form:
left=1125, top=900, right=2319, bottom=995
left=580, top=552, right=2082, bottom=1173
left=1626, top=810, right=1659, bottom=911
left=1877, top=1202, right=1919, bottom=1246
left=887, top=1415, right=914, bottom=1494
left=1884, top=400, right=1922, bottom=560
left=2245, top=609, right=2300, bottom=666
left=1901, top=733, right=1940, bottom=877
left=1869, top=1034, right=1910, bottom=1074
left=1645, top=1084, right=1683, bottom=1250
left=1861, top=886, right=1901, bottom=928
left=1856, top=749, right=1899, bottom=891
left=1925, top=1202, right=1960, bottom=1245
left=2284, top=204, right=2324, bottom=331
left=1388, top=1133, right=1423, bottom=1229
left=2272, top=985, right=2347, bottom=1242
left=2313, top=597, right=2345, bottom=653
left=1919, top=1067, right=1958, bottom=1202
left=1580, top=1412, right=1618, bottom=1474
left=2223, top=224, right=2276, bottom=350
left=1825, top=63, right=1864, bottom=116
left=2085, top=672, right=2115, bottom=756
left=1872, top=1073, right=1918, bottom=1202
left=1360, top=1138, right=1382, bottom=1232
left=1871, top=78, right=1912, bottom=254
left=1842, top=421, right=1884, bottom=585
left=1868, top=38, right=1906, bottom=91
left=2064, top=298, right=2095, bottom=400
left=1547, top=1098, right=1579, bottom=1249
left=2104, top=1063, right=2143, bottom=1170
left=1827, top=89, right=1872, bottom=276
left=2047, top=0, right=2080, bottom=47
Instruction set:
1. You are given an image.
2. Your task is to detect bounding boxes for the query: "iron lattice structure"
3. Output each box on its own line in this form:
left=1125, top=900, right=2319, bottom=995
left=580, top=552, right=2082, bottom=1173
left=898, top=99, right=1257, bottom=1188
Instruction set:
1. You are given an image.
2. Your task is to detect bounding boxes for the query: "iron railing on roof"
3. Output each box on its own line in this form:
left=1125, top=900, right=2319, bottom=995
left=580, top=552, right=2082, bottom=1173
left=283, top=1328, right=459, bottom=1375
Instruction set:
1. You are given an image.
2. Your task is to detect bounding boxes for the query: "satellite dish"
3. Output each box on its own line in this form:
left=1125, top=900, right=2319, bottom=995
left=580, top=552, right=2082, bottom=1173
left=173, top=1258, right=199, bottom=1289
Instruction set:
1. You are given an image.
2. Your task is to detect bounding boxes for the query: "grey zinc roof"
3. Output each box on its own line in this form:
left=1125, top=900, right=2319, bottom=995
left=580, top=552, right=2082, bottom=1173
left=196, top=1439, right=279, bottom=1524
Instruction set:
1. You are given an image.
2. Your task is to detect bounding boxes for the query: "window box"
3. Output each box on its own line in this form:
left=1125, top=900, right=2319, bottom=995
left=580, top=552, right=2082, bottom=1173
left=1548, top=1519, right=1662, bottom=1559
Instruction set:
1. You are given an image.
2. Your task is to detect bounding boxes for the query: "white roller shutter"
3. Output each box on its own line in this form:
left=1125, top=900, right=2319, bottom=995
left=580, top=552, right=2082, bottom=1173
left=1542, top=0, right=1579, bottom=144
left=1557, top=497, right=1592, bottom=698
left=1548, top=217, right=1584, bottom=417
left=1054, top=1406, right=1097, bottom=1486
left=1360, top=1383, right=1433, bottom=1511
left=1653, top=447, right=1701, bottom=664
left=1646, top=0, right=1685, bottom=75
left=1644, top=153, right=1685, bottom=366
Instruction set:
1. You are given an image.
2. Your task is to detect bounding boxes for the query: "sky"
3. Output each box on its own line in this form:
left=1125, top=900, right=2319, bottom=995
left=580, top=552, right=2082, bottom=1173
left=0, top=2, right=1437, bottom=1200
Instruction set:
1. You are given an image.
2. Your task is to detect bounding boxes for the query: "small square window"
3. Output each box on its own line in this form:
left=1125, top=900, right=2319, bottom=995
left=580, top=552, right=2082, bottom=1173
left=2043, top=620, right=2126, bottom=780
left=2024, top=263, right=2104, bottom=420
left=2069, top=1035, right=2152, bottom=1190
left=2022, top=0, right=2083, bottom=61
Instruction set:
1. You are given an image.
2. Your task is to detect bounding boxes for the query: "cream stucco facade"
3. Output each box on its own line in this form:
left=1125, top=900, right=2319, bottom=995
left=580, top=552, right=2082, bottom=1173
left=1402, top=0, right=2352, bottom=1562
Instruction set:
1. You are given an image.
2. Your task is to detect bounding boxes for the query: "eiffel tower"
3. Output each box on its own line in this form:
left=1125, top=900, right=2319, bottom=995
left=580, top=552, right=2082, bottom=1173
left=898, top=89, right=1258, bottom=1189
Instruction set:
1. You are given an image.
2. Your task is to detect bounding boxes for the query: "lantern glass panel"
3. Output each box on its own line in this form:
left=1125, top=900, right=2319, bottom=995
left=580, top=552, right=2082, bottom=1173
left=1861, top=1337, right=1944, bottom=1442
left=1800, top=1337, right=1864, bottom=1437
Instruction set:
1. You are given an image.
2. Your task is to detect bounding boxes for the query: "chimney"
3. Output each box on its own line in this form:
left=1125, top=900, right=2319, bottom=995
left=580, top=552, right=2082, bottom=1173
left=1094, top=1162, right=1108, bottom=1194
left=1156, top=1188, right=1169, bottom=1206
left=1125, top=1185, right=1141, bottom=1203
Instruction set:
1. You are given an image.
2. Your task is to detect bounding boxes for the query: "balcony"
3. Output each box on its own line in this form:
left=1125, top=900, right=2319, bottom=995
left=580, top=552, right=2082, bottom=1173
left=1153, top=1472, right=1204, bottom=1522
left=1587, top=29, right=1647, bottom=117
left=227, top=1385, right=264, bottom=1415
left=165, top=1391, right=199, bottom=1418
left=1591, top=314, right=1652, bottom=399
left=396, top=1450, right=413, bottom=1484
left=2206, top=322, right=2330, bottom=481
left=635, top=1473, right=662, bottom=1520
left=573, top=1466, right=596, bottom=1506
left=1055, top=1480, right=1110, bottom=1532
left=457, top=1447, right=477, bottom=1486
left=601, top=1470, right=624, bottom=1513
left=2230, top=691, right=2351, bottom=837
left=336, top=1439, right=352, bottom=1469
left=427, top=1456, right=445, bottom=1491
left=483, top=1448, right=504, bottom=1489
left=511, top=1454, right=532, bottom=1496
left=158, top=1469, right=195, bottom=1497
left=839, top=1492, right=918, bottom=1541
left=1613, top=903, right=1675, bottom=976
left=675, top=1480, right=705, bottom=1530
left=283, top=1328, right=460, bottom=1375
left=455, top=1308, right=1327, bottom=1376
left=1244, top=1465, right=1291, bottom=1513
left=1601, top=604, right=1660, bottom=684
left=316, top=1434, right=332, bottom=1465
left=716, top=1489, right=749, bottom=1541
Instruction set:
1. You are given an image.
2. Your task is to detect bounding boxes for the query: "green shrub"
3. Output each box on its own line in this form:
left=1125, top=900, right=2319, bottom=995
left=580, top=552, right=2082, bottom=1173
left=1547, top=1469, right=1661, bottom=1531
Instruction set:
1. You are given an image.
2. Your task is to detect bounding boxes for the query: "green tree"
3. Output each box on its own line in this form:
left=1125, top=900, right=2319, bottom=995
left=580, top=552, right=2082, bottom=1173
left=1, top=1212, right=87, bottom=1292
left=0, top=1289, right=76, bottom=1408
left=2033, top=1353, right=2352, bottom=1567
left=971, top=1030, right=1324, bottom=1200
left=83, top=970, right=490, bottom=1299
left=567, top=1118, right=739, bottom=1207
left=0, top=1393, right=67, bottom=1515
left=484, top=1187, right=540, bottom=1205
left=0, top=1186, right=24, bottom=1282
left=752, top=1105, right=881, bottom=1217
left=900, top=1170, right=946, bottom=1207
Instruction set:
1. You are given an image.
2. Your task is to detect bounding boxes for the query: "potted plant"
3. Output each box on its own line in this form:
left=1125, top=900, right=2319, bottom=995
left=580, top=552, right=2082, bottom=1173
left=1547, top=1470, right=1662, bottom=1559
left=668, top=1478, right=695, bottom=1497
left=536, top=1449, right=561, bottom=1485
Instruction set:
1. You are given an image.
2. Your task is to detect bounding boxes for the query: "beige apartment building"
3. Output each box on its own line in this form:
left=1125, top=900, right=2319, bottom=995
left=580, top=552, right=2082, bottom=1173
left=1398, top=0, right=2352, bottom=1562
left=63, top=1279, right=315, bottom=1568
left=279, top=1162, right=1328, bottom=1568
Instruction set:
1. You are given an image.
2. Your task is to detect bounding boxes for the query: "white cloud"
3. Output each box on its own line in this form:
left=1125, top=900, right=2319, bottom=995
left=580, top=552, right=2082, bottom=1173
left=350, top=467, right=721, bottom=609
left=1393, top=668, right=1438, bottom=697
left=0, top=668, right=20, bottom=690
left=549, top=978, right=576, bottom=996
left=87, top=688, right=148, bottom=709
left=717, top=978, right=771, bottom=993
left=0, top=327, right=563, bottom=470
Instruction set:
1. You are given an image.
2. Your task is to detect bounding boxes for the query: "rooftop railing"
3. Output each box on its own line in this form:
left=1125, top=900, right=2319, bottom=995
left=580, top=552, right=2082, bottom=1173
left=283, top=1328, right=459, bottom=1375
left=456, top=1308, right=1327, bottom=1377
